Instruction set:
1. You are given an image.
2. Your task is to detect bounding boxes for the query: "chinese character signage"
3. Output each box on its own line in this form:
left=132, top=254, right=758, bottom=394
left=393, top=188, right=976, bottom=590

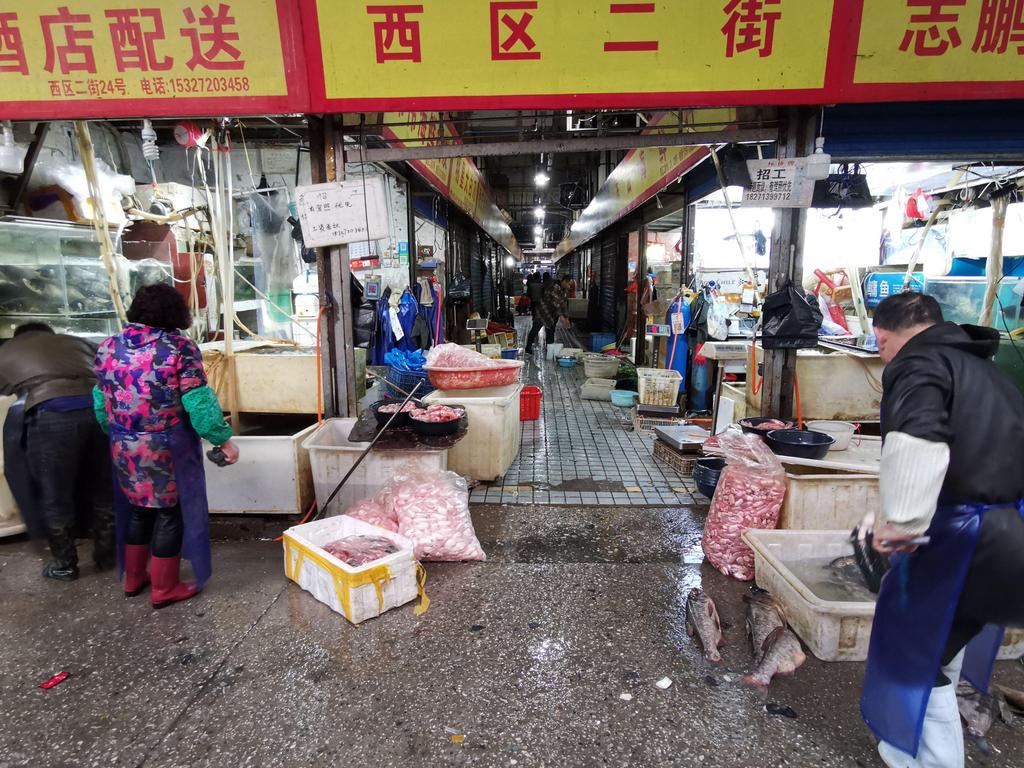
left=0, top=0, right=307, bottom=119
left=305, top=0, right=835, bottom=111
left=295, top=177, right=389, bottom=249
left=742, top=158, right=814, bottom=208
left=852, top=0, right=1024, bottom=99
left=380, top=111, right=520, bottom=257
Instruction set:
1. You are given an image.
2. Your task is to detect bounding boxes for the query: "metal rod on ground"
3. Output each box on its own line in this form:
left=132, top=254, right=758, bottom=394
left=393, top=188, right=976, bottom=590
left=314, top=380, right=423, bottom=520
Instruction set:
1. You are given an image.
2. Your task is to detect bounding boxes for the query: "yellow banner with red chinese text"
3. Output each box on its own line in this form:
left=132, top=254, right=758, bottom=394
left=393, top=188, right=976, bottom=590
left=851, top=0, right=1024, bottom=100
left=381, top=112, right=520, bottom=257
left=307, top=0, right=835, bottom=111
left=0, top=0, right=307, bottom=119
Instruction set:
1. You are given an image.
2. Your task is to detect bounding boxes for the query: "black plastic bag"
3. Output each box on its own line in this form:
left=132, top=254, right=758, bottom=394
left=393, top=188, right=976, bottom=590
left=448, top=272, right=471, bottom=301
left=760, top=285, right=823, bottom=349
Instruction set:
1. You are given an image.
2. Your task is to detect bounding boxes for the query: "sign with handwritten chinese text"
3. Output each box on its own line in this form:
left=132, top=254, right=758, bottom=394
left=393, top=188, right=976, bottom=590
left=554, top=109, right=735, bottom=258
left=295, top=177, right=389, bottom=249
left=742, top=158, right=814, bottom=208
left=380, top=111, right=521, bottom=257
left=0, top=0, right=307, bottom=119
left=305, top=0, right=836, bottom=110
left=852, top=0, right=1024, bottom=100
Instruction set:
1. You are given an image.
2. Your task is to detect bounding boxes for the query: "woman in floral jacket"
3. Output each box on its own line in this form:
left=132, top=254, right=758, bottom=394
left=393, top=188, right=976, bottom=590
left=93, top=284, right=239, bottom=608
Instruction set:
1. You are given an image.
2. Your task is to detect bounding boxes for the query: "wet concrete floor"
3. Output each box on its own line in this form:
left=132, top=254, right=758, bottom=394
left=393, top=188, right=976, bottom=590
left=2, top=503, right=1024, bottom=767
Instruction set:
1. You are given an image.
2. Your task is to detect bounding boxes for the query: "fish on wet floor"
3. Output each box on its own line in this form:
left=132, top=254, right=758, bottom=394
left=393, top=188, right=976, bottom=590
left=957, top=681, right=1000, bottom=754
left=743, top=626, right=806, bottom=691
left=685, top=587, right=725, bottom=664
left=744, top=589, right=787, bottom=665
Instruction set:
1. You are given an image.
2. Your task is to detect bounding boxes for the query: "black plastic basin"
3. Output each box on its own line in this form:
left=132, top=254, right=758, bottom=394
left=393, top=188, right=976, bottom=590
left=764, top=429, right=835, bottom=460
left=693, top=456, right=726, bottom=499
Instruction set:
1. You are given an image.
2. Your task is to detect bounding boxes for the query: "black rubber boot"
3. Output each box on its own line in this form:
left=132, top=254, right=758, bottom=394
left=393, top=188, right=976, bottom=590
left=42, top=562, right=79, bottom=581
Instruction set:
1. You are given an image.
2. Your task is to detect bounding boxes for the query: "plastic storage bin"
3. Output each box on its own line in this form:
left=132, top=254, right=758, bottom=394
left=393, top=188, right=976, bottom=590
left=283, top=515, right=424, bottom=624
left=583, top=354, right=621, bottom=379
left=637, top=367, right=683, bottom=406
left=591, top=332, right=615, bottom=351
left=424, top=384, right=522, bottom=481
left=303, top=418, right=448, bottom=516
left=780, top=467, right=878, bottom=530
left=520, top=385, right=542, bottom=420
left=385, top=367, right=434, bottom=399
left=742, top=528, right=1024, bottom=662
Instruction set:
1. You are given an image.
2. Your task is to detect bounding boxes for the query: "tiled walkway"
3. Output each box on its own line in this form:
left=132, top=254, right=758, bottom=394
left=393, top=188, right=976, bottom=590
left=469, top=322, right=699, bottom=507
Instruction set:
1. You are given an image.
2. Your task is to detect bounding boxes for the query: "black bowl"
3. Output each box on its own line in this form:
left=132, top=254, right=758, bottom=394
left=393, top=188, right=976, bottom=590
left=739, top=416, right=796, bottom=435
left=693, top=457, right=726, bottom=499
left=764, top=429, right=835, bottom=460
left=410, top=408, right=465, bottom=436
left=371, top=399, right=422, bottom=428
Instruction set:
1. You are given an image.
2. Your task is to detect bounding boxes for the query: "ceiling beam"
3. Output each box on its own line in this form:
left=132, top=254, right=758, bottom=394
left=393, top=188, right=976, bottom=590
left=357, top=127, right=775, bottom=163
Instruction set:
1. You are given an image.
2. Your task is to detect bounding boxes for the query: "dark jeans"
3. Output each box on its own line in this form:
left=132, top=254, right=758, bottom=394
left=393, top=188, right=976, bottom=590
left=24, top=408, right=114, bottom=569
left=127, top=503, right=183, bottom=558
left=937, top=506, right=1024, bottom=682
left=525, top=314, right=555, bottom=352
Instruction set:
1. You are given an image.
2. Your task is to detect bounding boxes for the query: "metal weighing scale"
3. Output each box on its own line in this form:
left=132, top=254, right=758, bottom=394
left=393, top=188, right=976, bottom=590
left=467, top=317, right=489, bottom=353
left=700, top=340, right=752, bottom=434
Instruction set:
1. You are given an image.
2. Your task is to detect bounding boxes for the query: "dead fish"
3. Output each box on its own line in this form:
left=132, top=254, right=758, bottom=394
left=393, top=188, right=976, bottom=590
left=685, top=587, right=725, bottom=664
left=744, top=590, right=787, bottom=665
left=743, top=626, right=806, bottom=691
left=957, top=681, right=998, bottom=754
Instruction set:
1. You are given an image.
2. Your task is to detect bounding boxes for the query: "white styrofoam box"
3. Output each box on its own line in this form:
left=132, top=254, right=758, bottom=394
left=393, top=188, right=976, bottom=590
left=283, top=515, right=421, bottom=624
left=779, top=468, right=879, bottom=530
left=204, top=423, right=317, bottom=515
left=423, top=383, right=521, bottom=481
left=743, top=529, right=1024, bottom=662
left=0, top=395, right=26, bottom=538
left=303, top=418, right=447, bottom=516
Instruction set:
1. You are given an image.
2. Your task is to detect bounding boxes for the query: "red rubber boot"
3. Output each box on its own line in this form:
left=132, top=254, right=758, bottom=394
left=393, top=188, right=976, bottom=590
left=123, top=544, right=151, bottom=597
left=149, top=555, right=200, bottom=609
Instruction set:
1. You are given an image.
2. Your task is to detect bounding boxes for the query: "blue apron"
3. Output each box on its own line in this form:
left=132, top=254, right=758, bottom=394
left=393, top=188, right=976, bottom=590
left=111, top=421, right=213, bottom=588
left=861, top=500, right=1024, bottom=756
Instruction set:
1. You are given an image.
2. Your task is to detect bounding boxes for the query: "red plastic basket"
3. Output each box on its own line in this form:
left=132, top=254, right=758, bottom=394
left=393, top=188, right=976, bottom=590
left=520, top=386, right=542, bottom=421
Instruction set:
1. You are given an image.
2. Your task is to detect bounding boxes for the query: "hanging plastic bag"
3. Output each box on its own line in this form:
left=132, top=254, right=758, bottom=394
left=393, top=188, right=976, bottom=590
left=705, top=294, right=730, bottom=341
left=702, top=429, right=786, bottom=581
left=760, top=285, right=823, bottom=349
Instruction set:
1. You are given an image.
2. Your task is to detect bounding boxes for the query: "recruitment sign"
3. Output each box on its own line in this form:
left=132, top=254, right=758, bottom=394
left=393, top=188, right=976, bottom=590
left=0, top=0, right=307, bottom=119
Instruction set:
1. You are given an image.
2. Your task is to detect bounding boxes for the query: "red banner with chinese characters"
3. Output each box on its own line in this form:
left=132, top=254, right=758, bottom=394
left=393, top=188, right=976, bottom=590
left=380, top=112, right=521, bottom=258
left=302, top=0, right=1024, bottom=110
left=0, top=0, right=308, bottom=119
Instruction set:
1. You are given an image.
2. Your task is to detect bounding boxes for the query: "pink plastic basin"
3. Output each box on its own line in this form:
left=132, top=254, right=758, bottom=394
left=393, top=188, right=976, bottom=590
left=425, top=361, right=524, bottom=390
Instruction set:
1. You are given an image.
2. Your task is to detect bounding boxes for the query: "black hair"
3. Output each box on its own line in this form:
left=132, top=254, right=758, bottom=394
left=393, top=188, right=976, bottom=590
left=542, top=273, right=552, bottom=283
left=126, top=283, right=192, bottom=331
left=13, top=322, right=54, bottom=337
left=873, top=291, right=943, bottom=331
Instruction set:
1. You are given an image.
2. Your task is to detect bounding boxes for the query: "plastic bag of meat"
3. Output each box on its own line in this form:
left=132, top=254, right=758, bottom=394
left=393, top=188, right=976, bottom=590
left=345, top=496, right=399, bottom=533
left=381, top=468, right=486, bottom=561
left=425, top=342, right=502, bottom=369
left=323, top=535, right=399, bottom=566
left=702, top=428, right=785, bottom=581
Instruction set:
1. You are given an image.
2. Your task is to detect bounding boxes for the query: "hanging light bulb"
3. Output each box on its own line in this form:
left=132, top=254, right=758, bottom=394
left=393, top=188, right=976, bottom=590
left=505, top=256, right=515, bottom=267
left=533, top=224, right=543, bottom=236
left=534, top=206, right=544, bottom=219
left=534, top=171, right=549, bottom=187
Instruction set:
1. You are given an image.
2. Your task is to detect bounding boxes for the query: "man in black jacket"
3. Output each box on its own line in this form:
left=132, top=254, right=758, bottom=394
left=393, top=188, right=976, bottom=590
left=860, top=293, right=1024, bottom=768
left=0, top=323, right=114, bottom=581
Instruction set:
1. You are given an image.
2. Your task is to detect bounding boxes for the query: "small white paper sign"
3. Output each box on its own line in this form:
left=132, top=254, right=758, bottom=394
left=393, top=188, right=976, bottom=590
left=742, top=158, right=814, bottom=208
left=295, top=176, right=389, bottom=248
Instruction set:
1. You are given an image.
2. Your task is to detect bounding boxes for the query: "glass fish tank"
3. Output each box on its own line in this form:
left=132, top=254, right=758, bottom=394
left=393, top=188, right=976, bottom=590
left=924, top=276, right=1024, bottom=333
left=0, top=217, right=169, bottom=340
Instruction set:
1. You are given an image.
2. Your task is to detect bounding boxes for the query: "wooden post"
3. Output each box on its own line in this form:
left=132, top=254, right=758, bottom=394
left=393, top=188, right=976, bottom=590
left=634, top=217, right=648, bottom=366
left=761, top=107, right=817, bottom=420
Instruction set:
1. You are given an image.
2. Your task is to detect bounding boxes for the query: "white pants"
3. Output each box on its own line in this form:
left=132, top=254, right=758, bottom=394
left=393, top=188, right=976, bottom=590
left=877, top=651, right=965, bottom=768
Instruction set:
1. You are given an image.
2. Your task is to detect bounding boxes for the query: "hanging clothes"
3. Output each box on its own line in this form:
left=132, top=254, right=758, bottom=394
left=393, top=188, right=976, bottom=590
left=418, top=277, right=445, bottom=346
left=396, top=289, right=419, bottom=352
left=371, top=286, right=394, bottom=365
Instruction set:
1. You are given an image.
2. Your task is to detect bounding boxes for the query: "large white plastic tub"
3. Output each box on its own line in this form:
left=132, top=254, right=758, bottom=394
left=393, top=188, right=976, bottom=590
left=743, top=529, right=1024, bottom=662
left=303, top=418, right=447, bottom=517
left=283, top=515, right=422, bottom=624
left=204, top=422, right=317, bottom=515
left=424, top=383, right=522, bottom=481
left=779, top=467, right=879, bottom=530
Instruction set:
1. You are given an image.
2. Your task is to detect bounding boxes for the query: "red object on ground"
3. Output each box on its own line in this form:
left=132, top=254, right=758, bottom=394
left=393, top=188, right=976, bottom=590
left=520, top=386, right=542, bottom=421
left=39, top=671, right=69, bottom=689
